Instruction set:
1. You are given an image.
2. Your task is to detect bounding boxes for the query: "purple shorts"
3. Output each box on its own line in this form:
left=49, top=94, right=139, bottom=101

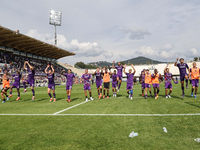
left=66, top=84, right=73, bottom=90
left=127, top=84, right=133, bottom=90
left=12, top=82, right=20, bottom=89
left=84, top=84, right=91, bottom=90
left=165, top=82, right=172, bottom=89
left=117, top=74, right=122, bottom=80
left=112, top=82, right=117, bottom=88
left=180, top=74, right=188, bottom=81
left=25, top=80, right=34, bottom=87
left=145, top=83, right=151, bottom=88
left=96, top=82, right=102, bottom=88
left=153, top=83, right=159, bottom=88
left=192, top=79, right=199, bottom=87
left=141, top=83, right=145, bottom=89
left=48, top=84, right=55, bottom=90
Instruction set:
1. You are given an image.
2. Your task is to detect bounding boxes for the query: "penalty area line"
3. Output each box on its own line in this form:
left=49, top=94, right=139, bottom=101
left=53, top=101, right=87, bottom=115
left=1, top=113, right=200, bottom=116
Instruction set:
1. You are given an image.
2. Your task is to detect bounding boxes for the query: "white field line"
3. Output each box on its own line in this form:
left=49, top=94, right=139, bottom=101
left=53, top=101, right=87, bottom=115
left=1, top=113, right=200, bottom=116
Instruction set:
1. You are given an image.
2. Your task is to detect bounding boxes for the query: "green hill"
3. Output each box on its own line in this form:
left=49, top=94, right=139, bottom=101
left=88, top=56, right=166, bottom=67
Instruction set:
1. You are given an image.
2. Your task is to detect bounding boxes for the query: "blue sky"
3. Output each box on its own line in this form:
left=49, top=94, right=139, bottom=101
left=1, top=0, right=200, bottom=65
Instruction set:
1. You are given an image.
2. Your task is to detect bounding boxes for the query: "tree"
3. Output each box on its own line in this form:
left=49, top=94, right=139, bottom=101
left=194, top=57, right=198, bottom=61
left=120, top=61, right=125, bottom=65
left=74, top=61, right=86, bottom=68
left=199, top=57, right=200, bottom=61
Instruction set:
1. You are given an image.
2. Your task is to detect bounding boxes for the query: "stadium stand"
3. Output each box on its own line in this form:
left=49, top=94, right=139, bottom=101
left=58, top=62, right=84, bottom=77
left=0, top=25, right=75, bottom=87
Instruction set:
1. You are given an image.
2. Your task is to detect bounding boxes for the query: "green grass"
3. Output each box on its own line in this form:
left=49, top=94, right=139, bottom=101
left=0, top=83, right=200, bottom=149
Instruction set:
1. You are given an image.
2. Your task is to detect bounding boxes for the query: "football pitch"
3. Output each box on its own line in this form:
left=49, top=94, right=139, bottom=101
left=0, top=83, right=200, bottom=150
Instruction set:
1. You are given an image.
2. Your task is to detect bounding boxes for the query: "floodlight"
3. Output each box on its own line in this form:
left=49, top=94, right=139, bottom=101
left=49, top=9, right=62, bottom=46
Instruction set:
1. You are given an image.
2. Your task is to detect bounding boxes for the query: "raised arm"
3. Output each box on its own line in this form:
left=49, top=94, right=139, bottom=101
left=112, top=61, right=115, bottom=69
left=131, top=64, right=136, bottom=74
left=26, top=61, right=33, bottom=70
left=164, top=64, right=169, bottom=74
left=24, top=61, right=27, bottom=70
left=61, top=69, right=65, bottom=75
left=174, top=58, right=179, bottom=66
left=44, top=65, right=49, bottom=74
left=51, top=65, right=55, bottom=74
left=123, top=64, right=126, bottom=74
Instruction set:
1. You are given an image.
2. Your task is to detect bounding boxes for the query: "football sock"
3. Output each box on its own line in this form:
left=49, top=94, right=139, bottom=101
left=186, top=80, right=188, bottom=86
left=23, top=82, right=26, bottom=89
left=32, top=89, right=35, bottom=96
left=157, top=89, right=160, bottom=94
left=48, top=93, right=52, bottom=98
left=53, top=93, right=56, bottom=98
left=118, top=83, right=121, bottom=89
left=182, top=86, right=184, bottom=94
left=68, top=95, right=70, bottom=99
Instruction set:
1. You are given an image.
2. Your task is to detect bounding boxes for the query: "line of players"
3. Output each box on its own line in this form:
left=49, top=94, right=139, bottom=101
left=1, top=58, right=199, bottom=103
left=81, top=58, right=200, bottom=102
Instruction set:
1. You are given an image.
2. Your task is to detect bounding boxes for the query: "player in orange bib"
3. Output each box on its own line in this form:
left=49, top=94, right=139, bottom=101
left=102, top=67, right=111, bottom=98
left=144, top=69, right=152, bottom=99
left=151, top=69, right=161, bottom=99
left=189, top=62, right=200, bottom=98
left=1, top=73, right=10, bottom=103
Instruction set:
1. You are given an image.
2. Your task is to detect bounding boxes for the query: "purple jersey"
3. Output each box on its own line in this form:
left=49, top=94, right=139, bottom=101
left=12, top=73, right=21, bottom=83
left=47, top=73, right=55, bottom=85
left=64, top=73, right=75, bottom=85
left=177, top=63, right=189, bottom=76
left=115, top=66, right=123, bottom=76
left=165, top=73, right=172, bottom=83
left=126, top=73, right=134, bottom=84
left=140, top=74, right=145, bottom=83
left=95, top=72, right=102, bottom=82
left=28, top=68, right=35, bottom=81
left=81, top=74, right=91, bottom=85
left=112, top=74, right=117, bottom=83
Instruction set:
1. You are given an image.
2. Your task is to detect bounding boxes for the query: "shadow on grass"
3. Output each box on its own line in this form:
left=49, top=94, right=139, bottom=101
left=159, top=94, right=183, bottom=100
left=116, top=94, right=123, bottom=97
left=184, top=101, right=200, bottom=109
left=71, top=98, right=79, bottom=101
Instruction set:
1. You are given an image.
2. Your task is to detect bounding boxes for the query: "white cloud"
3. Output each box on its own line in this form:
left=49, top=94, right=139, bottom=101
left=26, top=29, right=113, bottom=58
left=190, top=48, right=198, bottom=55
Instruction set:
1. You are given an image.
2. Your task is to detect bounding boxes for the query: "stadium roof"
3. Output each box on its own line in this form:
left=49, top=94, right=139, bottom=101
left=0, top=25, right=75, bottom=60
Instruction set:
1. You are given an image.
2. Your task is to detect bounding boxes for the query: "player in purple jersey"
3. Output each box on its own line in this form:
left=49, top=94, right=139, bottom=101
left=164, top=64, right=178, bottom=98
left=45, top=65, right=56, bottom=102
left=139, top=69, right=146, bottom=96
left=80, top=69, right=94, bottom=102
left=94, top=68, right=103, bottom=99
left=174, top=58, right=190, bottom=97
left=112, top=61, right=124, bottom=92
left=111, top=70, right=117, bottom=97
left=8, top=69, right=21, bottom=101
left=61, top=69, right=76, bottom=102
left=123, top=64, right=136, bottom=100
left=23, top=61, right=35, bottom=100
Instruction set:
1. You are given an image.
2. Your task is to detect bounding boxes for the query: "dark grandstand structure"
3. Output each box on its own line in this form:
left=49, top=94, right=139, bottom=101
left=0, top=25, right=75, bottom=85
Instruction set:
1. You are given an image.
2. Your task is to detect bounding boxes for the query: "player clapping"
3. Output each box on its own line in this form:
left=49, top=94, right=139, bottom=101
left=80, top=69, right=94, bottom=102
left=45, top=65, right=56, bottom=102
left=123, top=64, right=136, bottom=100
